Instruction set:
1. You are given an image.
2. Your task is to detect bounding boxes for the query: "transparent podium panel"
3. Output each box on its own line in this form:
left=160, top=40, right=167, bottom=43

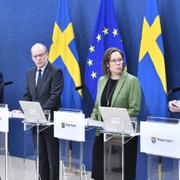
left=104, top=134, right=122, bottom=180
left=23, top=123, right=37, bottom=180
left=141, top=117, right=180, bottom=180
left=59, top=140, right=86, bottom=180
left=103, top=132, right=136, bottom=180
left=0, top=104, right=9, bottom=180
left=23, top=122, right=53, bottom=180
left=0, top=132, right=14, bottom=180
left=0, top=132, right=6, bottom=180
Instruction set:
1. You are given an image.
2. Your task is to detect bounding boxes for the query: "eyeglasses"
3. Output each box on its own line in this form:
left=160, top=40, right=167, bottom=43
left=109, top=58, right=123, bottom=64
left=32, top=52, right=47, bottom=59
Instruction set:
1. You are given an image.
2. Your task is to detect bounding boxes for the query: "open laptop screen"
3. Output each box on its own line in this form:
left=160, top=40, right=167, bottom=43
left=19, top=100, right=48, bottom=124
left=99, top=106, right=135, bottom=135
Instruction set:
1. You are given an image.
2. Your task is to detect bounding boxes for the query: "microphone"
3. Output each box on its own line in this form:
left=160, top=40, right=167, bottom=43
left=3, top=81, right=13, bottom=86
left=168, top=87, right=180, bottom=94
left=75, top=85, right=83, bottom=91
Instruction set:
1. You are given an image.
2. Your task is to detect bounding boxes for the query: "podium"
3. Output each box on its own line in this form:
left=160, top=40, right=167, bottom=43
left=98, top=107, right=138, bottom=180
left=54, top=110, right=87, bottom=180
left=23, top=121, right=53, bottom=180
left=141, top=117, right=180, bottom=180
left=12, top=104, right=87, bottom=180
left=0, top=104, right=9, bottom=180
left=19, top=101, right=54, bottom=180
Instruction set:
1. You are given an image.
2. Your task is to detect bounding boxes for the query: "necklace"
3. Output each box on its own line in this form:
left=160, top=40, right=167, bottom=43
left=106, top=79, right=118, bottom=107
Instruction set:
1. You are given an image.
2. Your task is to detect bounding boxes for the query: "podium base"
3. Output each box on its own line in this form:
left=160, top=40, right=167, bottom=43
left=60, top=160, right=87, bottom=180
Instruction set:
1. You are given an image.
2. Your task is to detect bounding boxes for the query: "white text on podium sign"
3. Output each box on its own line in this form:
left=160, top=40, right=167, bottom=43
left=54, top=111, right=85, bottom=142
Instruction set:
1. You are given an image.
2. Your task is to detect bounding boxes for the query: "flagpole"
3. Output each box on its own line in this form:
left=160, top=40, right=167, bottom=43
left=158, top=157, right=163, bottom=180
left=68, top=141, right=72, bottom=172
left=49, top=0, right=82, bottom=175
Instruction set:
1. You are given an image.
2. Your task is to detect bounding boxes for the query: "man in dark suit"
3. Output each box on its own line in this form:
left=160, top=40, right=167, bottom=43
left=22, top=43, right=64, bottom=180
left=0, top=72, right=3, bottom=103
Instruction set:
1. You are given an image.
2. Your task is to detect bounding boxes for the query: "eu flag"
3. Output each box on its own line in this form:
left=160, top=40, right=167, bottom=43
left=136, top=0, right=176, bottom=179
left=85, top=0, right=126, bottom=101
left=49, top=0, right=82, bottom=109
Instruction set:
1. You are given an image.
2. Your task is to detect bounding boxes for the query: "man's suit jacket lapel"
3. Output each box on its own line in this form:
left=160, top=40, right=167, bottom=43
left=30, top=68, right=37, bottom=96
left=111, top=71, right=127, bottom=106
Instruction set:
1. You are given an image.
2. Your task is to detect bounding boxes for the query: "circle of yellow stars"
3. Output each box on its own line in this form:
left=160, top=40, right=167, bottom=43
left=87, top=27, right=119, bottom=79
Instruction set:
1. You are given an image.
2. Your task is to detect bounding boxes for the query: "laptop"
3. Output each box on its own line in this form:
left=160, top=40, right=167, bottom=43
left=99, top=106, right=135, bottom=135
left=19, top=100, right=48, bottom=124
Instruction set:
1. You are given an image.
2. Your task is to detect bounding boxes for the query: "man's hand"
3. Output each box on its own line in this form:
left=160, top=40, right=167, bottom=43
left=169, top=100, right=180, bottom=112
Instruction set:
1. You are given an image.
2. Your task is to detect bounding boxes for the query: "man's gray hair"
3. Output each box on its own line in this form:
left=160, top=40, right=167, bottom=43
left=31, top=43, right=47, bottom=53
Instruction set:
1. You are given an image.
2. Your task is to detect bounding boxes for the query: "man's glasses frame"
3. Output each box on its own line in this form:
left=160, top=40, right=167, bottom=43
left=32, top=52, right=47, bottom=59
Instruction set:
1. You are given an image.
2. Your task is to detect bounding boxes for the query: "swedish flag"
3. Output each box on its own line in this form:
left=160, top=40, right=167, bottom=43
left=85, top=0, right=126, bottom=101
left=136, top=0, right=174, bottom=179
left=49, top=0, right=82, bottom=109
left=138, top=0, right=168, bottom=118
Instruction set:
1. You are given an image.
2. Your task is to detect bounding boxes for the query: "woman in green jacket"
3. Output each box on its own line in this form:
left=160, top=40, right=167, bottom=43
left=91, top=47, right=141, bottom=180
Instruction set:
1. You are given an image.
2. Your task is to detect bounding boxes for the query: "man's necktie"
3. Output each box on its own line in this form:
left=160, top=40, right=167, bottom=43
left=36, top=69, right=42, bottom=93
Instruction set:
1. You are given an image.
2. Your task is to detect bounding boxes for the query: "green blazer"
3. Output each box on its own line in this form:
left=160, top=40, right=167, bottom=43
left=91, top=70, right=141, bottom=136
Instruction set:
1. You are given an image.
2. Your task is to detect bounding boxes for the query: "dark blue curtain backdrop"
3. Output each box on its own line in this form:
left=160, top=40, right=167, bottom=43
left=0, top=0, right=180, bottom=171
